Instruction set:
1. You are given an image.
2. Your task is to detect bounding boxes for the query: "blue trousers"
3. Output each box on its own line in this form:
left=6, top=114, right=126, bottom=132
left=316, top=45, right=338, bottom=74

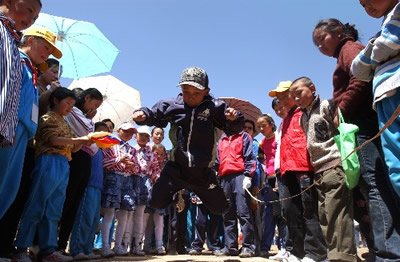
left=260, top=186, right=276, bottom=252
left=191, top=204, right=221, bottom=251
left=70, top=186, right=101, bottom=256
left=0, top=124, right=29, bottom=219
left=377, top=88, right=400, bottom=199
left=15, top=154, right=69, bottom=253
left=220, top=174, right=255, bottom=252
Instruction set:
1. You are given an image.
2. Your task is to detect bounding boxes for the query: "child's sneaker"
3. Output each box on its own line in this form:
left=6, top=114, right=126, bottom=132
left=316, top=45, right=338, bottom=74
left=282, top=253, right=301, bottom=262
left=86, top=253, right=101, bottom=260
left=113, top=245, right=128, bottom=256
left=133, top=246, right=145, bottom=256
left=11, top=252, right=32, bottom=262
left=72, top=253, right=87, bottom=261
left=301, top=257, right=316, bottom=262
left=270, top=249, right=290, bottom=260
left=155, top=246, right=166, bottom=255
left=41, top=251, right=73, bottom=262
left=101, top=247, right=114, bottom=258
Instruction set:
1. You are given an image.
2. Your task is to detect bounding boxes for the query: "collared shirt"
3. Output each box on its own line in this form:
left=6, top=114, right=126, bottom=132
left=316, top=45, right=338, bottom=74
left=134, top=144, right=161, bottom=182
left=35, top=111, right=76, bottom=161
left=103, top=141, right=140, bottom=175
left=0, top=13, right=22, bottom=147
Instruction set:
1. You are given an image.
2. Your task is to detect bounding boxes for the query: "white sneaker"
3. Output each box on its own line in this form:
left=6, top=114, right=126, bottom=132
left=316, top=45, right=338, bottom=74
left=113, top=245, right=128, bottom=256
left=270, top=249, right=290, bottom=260
left=41, top=251, right=73, bottom=262
left=101, top=247, right=114, bottom=258
left=155, top=246, right=166, bottom=255
left=301, top=257, right=316, bottom=262
left=282, top=253, right=301, bottom=262
left=11, top=252, right=32, bottom=262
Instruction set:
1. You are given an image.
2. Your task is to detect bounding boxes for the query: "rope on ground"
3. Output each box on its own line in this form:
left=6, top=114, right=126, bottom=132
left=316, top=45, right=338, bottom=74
left=246, top=105, right=400, bottom=204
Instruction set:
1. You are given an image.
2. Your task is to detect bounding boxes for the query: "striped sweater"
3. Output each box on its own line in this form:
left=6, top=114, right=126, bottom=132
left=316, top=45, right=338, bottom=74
left=0, top=13, right=22, bottom=147
left=351, top=2, right=400, bottom=108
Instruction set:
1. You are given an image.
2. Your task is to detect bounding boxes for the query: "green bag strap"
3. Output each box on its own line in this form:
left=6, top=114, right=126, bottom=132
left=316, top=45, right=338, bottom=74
left=337, top=108, right=345, bottom=124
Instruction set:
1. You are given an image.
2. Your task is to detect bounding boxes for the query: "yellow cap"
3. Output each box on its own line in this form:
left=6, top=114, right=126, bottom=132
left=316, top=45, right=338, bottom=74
left=23, top=26, right=62, bottom=59
left=268, top=80, right=292, bottom=97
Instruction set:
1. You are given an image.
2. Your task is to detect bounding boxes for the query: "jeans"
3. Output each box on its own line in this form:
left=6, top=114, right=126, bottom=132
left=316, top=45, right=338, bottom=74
left=280, top=172, right=327, bottom=261
left=356, top=135, right=400, bottom=262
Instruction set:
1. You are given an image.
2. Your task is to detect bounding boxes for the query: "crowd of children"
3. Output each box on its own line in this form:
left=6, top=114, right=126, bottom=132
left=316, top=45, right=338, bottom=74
left=1, top=0, right=400, bottom=262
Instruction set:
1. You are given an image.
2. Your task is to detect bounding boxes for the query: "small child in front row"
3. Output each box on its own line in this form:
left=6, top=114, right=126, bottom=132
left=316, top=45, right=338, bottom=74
left=289, top=76, right=356, bottom=262
left=13, top=88, right=91, bottom=262
left=69, top=121, right=109, bottom=260
left=101, top=122, right=139, bottom=257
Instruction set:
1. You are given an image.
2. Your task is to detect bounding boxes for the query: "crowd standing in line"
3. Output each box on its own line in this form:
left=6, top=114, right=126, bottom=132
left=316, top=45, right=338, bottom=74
left=0, top=0, right=400, bottom=262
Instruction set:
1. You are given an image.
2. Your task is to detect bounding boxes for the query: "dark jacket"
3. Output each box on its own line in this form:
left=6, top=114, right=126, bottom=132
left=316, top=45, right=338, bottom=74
left=135, top=94, right=244, bottom=168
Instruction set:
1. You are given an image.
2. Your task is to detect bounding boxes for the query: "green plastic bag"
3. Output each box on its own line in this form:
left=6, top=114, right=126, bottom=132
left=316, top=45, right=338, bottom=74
left=334, top=109, right=361, bottom=189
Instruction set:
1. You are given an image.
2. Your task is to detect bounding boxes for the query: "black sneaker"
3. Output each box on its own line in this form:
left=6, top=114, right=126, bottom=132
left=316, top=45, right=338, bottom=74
left=239, top=247, right=254, bottom=258
left=188, top=249, right=202, bottom=255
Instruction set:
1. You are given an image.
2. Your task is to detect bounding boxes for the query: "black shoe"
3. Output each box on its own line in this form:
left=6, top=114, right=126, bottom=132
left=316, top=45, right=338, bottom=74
left=213, top=248, right=238, bottom=256
left=259, top=250, right=269, bottom=257
left=239, top=247, right=254, bottom=258
left=188, top=249, right=202, bottom=255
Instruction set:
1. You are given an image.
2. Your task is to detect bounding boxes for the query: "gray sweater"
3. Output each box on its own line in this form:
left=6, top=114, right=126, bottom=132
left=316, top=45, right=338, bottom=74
left=301, top=96, right=341, bottom=173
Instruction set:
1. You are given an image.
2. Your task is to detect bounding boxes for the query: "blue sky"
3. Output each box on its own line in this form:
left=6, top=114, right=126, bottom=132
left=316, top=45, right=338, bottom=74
left=39, top=0, right=380, bottom=147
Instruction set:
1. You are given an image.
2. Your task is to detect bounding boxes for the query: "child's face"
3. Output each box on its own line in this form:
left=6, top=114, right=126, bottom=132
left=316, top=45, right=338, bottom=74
left=96, top=125, right=109, bottom=132
left=6, top=0, right=41, bottom=31
left=257, top=118, right=273, bottom=137
left=181, top=84, right=209, bottom=107
left=53, top=97, right=76, bottom=117
left=83, top=95, right=103, bottom=113
left=243, top=122, right=255, bottom=137
left=23, top=37, right=54, bottom=66
left=289, top=82, right=315, bottom=109
left=153, top=148, right=166, bottom=162
left=40, top=64, right=59, bottom=85
left=276, top=90, right=295, bottom=110
left=151, top=128, right=164, bottom=145
left=136, top=133, right=150, bottom=147
left=359, top=0, right=398, bottom=18
left=117, top=128, right=135, bottom=142
left=313, top=28, right=341, bottom=57
left=273, top=101, right=288, bottom=119
left=104, top=121, right=114, bottom=132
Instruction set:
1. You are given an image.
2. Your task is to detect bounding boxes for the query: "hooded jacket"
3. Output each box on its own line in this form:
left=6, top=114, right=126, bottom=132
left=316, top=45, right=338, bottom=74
left=135, top=94, right=244, bottom=168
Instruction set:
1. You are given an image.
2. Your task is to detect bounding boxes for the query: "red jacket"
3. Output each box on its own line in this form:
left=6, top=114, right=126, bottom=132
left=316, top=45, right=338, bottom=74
left=215, top=131, right=256, bottom=177
left=280, top=107, right=313, bottom=175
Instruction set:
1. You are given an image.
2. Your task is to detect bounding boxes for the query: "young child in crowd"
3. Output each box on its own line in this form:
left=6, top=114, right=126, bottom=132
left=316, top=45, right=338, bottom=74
left=101, top=122, right=139, bottom=257
left=256, top=114, right=280, bottom=257
left=351, top=0, right=400, bottom=200
left=123, top=126, right=160, bottom=255
left=0, top=25, right=62, bottom=219
left=269, top=81, right=327, bottom=262
left=313, top=17, right=400, bottom=260
left=38, top=58, right=61, bottom=117
left=213, top=129, right=256, bottom=258
left=13, top=88, right=90, bottom=262
left=142, top=143, right=168, bottom=255
left=69, top=121, right=109, bottom=261
left=102, top=118, right=115, bottom=133
left=289, top=76, right=357, bottom=262
left=132, top=66, right=243, bottom=215
left=0, top=0, right=41, bottom=148
left=58, top=88, right=103, bottom=253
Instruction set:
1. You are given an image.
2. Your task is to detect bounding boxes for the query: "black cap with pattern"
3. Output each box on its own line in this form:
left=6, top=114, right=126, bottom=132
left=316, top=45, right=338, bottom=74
left=178, top=67, right=209, bottom=90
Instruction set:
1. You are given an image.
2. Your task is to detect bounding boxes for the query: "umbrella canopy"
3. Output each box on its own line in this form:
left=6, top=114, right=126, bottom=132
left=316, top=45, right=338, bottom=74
left=218, top=97, right=262, bottom=136
left=68, top=75, right=141, bottom=130
left=32, top=13, right=119, bottom=79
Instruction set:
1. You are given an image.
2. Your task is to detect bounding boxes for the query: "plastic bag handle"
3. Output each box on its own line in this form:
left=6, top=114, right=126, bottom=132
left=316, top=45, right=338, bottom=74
left=337, top=108, right=345, bottom=124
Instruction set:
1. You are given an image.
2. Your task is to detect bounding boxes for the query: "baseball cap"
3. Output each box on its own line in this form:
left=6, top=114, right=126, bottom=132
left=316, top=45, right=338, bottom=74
left=23, top=26, right=63, bottom=59
left=118, top=122, right=137, bottom=133
left=137, top=126, right=151, bottom=136
left=268, top=81, right=292, bottom=97
left=177, top=67, right=209, bottom=90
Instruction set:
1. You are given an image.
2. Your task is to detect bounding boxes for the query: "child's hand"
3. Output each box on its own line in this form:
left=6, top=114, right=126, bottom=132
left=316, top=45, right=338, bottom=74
left=49, top=80, right=61, bottom=91
left=225, top=107, right=238, bottom=121
left=132, top=110, right=146, bottom=122
left=120, top=155, right=130, bottom=163
left=78, top=136, right=94, bottom=146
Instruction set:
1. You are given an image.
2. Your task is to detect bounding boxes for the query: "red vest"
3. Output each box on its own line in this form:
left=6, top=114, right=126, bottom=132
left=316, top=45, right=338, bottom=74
left=280, top=107, right=313, bottom=175
left=218, top=133, right=245, bottom=176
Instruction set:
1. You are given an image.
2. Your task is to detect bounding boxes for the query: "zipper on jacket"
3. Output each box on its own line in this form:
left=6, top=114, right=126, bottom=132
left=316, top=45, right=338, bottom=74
left=187, top=109, right=195, bottom=167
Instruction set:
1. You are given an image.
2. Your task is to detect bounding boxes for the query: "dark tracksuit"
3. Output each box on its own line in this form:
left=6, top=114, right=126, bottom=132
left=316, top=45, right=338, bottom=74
left=134, top=94, right=244, bottom=215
